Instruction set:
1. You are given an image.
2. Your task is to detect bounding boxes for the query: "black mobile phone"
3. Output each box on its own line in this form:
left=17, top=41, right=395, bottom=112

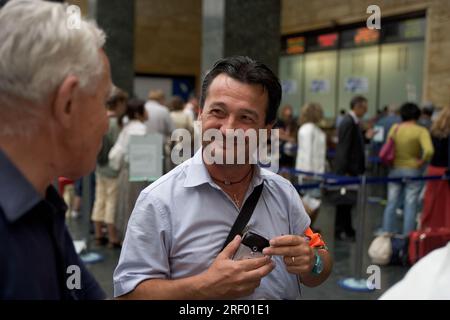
left=232, top=231, right=270, bottom=260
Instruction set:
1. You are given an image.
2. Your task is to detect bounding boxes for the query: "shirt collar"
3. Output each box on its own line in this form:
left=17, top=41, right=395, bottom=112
left=183, top=148, right=215, bottom=188
left=0, top=148, right=66, bottom=223
left=349, top=110, right=360, bottom=124
left=184, top=148, right=265, bottom=189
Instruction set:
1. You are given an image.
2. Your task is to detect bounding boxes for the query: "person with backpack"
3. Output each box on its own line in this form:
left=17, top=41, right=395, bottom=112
left=91, top=87, right=128, bottom=248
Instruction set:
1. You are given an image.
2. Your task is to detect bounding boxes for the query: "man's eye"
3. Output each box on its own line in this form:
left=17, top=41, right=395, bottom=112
left=211, top=109, right=224, bottom=116
left=242, top=115, right=255, bottom=122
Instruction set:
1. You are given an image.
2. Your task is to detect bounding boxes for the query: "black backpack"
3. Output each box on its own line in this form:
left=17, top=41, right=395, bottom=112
left=97, top=134, right=114, bottom=166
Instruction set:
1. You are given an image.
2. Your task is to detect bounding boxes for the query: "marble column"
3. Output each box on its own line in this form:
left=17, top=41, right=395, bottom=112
left=202, top=0, right=280, bottom=76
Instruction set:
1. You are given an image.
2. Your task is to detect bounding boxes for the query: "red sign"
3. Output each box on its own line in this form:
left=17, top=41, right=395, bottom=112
left=318, top=33, right=338, bottom=47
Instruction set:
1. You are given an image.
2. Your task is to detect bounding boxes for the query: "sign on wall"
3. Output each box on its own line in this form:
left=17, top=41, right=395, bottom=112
left=281, top=80, right=298, bottom=95
left=286, top=36, right=305, bottom=54
left=310, top=79, right=330, bottom=93
left=129, top=134, right=163, bottom=182
left=345, top=77, right=369, bottom=93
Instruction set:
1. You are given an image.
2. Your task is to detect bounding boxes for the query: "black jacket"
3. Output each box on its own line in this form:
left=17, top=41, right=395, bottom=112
left=334, top=114, right=366, bottom=176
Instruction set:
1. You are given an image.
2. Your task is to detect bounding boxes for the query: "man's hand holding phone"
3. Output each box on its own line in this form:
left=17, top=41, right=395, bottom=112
left=233, top=231, right=271, bottom=260
left=200, top=235, right=275, bottom=299
left=262, top=235, right=315, bottom=276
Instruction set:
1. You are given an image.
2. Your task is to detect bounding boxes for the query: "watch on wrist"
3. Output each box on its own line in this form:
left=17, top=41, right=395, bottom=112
left=311, top=250, right=324, bottom=275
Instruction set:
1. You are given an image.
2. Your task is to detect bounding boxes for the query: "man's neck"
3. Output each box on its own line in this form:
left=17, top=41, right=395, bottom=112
left=204, top=161, right=254, bottom=209
left=0, top=139, right=53, bottom=196
left=205, top=162, right=253, bottom=185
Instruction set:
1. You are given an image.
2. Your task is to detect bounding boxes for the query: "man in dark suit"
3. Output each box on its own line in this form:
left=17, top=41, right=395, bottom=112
left=334, top=96, right=370, bottom=240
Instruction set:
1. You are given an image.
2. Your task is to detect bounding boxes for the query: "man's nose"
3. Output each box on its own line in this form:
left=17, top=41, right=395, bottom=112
left=219, top=115, right=238, bottom=134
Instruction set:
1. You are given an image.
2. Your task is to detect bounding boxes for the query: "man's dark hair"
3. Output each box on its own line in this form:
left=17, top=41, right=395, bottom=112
left=169, top=95, right=185, bottom=112
left=106, top=87, right=128, bottom=111
left=118, top=98, right=146, bottom=127
left=200, top=56, right=282, bottom=124
left=350, top=95, right=367, bottom=110
left=400, top=102, right=421, bottom=121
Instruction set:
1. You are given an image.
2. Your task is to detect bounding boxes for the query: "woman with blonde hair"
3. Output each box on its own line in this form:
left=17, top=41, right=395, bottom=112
left=421, top=106, right=450, bottom=229
left=295, top=102, right=326, bottom=227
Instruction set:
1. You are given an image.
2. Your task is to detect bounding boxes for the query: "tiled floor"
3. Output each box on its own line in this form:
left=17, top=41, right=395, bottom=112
left=67, top=181, right=409, bottom=300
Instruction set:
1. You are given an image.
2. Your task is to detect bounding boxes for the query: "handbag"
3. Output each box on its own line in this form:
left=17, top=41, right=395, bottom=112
left=379, top=124, right=401, bottom=166
left=409, top=227, right=450, bottom=265
left=368, top=233, right=392, bottom=265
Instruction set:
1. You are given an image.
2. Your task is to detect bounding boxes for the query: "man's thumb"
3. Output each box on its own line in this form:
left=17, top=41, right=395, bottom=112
left=219, top=235, right=241, bottom=259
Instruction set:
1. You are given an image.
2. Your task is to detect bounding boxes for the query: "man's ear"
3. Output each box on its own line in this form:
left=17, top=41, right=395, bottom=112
left=51, top=75, right=79, bottom=128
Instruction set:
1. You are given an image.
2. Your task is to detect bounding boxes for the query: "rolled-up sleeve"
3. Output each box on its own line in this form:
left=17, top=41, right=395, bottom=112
left=108, top=135, right=126, bottom=171
left=113, top=191, right=171, bottom=297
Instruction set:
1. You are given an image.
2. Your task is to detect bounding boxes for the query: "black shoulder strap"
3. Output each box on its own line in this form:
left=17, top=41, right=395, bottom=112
left=221, top=182, right=264, bottom=251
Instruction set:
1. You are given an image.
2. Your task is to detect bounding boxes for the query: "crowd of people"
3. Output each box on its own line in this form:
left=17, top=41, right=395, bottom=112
left=69, top=88, right=200, bottom=249
left=275, top=97, right=450, bottom=241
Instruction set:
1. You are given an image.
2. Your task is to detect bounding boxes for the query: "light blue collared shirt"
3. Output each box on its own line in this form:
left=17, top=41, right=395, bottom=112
left=113, top=149, right=311, bottom=299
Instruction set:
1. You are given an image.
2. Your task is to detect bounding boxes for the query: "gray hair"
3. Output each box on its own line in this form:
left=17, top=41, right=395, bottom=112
left=0, top=0, right=106, bottom=135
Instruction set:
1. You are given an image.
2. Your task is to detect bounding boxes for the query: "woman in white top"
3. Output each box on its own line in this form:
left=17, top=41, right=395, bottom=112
left=109, top=99, right=148, bottom=242
left=109, top=101, right=148, bottom=170
left=295, top=102, right=326, bottom=227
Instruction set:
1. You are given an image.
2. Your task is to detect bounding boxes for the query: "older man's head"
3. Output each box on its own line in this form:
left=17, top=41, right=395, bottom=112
left=0, top=0, right=112, bottom=185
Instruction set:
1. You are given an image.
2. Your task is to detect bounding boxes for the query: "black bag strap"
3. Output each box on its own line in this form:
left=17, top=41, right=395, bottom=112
left=221, top=182, right=264, bottom=251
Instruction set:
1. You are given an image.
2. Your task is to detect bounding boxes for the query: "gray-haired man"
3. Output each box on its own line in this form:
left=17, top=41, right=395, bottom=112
left=0, top=0, right=112, bottom=299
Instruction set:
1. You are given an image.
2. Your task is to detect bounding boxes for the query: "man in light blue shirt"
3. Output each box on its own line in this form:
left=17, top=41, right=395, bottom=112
left=114, top=56, right=332, bottom=299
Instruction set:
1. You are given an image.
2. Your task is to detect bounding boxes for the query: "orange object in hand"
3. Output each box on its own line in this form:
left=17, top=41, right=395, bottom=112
left=304, top=227, right=327, bottom=249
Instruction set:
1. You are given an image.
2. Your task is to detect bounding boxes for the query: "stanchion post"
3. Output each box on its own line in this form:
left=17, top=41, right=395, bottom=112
left=79, top=174, right=103, bottom=264
left=338, top=175, right=374, bottom=291
left=354, top=175, right=367, bottom=279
